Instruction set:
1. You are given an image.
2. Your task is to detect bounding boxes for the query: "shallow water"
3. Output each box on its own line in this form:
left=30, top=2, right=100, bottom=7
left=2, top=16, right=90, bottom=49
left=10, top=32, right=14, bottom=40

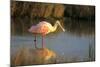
left=11, top=30, right=95, bottom=63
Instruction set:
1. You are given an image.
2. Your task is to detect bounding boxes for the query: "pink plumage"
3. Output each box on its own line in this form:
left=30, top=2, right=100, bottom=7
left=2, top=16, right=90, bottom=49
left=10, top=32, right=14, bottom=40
left=28, top=21, right=52, bottom=35
left=28, top=20, right=65, bottom=48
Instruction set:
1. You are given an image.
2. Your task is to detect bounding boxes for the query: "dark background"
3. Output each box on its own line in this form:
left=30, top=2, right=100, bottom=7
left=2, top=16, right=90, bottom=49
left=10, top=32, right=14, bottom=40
left=11, top=1, right=95, bottom=35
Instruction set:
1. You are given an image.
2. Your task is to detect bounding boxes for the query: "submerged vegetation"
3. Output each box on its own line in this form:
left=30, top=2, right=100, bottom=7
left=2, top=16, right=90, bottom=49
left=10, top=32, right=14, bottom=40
left=11, top=46, right=95, bottom=66
left=11, top=47, right=56, bottom=66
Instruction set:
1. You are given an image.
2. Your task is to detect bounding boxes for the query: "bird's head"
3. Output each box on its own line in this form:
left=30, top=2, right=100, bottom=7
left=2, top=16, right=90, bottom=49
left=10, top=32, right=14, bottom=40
left=56, top=20, right=65, bottom=32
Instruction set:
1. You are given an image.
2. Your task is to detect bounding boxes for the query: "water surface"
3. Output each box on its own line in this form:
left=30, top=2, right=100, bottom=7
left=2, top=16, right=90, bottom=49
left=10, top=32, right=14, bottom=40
left=11, top=29, right=95, bottom=63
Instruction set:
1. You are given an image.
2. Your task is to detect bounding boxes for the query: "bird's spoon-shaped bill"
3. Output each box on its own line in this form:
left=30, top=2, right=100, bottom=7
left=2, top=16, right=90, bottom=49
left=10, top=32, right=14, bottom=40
left=57, top=21, right=65, bottom=32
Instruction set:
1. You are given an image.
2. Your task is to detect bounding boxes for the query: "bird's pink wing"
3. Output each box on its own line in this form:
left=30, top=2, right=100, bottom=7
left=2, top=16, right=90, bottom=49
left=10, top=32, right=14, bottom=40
left=28, top=21, right=51, bottom=35
left=28, top=25, right=37, bottom=33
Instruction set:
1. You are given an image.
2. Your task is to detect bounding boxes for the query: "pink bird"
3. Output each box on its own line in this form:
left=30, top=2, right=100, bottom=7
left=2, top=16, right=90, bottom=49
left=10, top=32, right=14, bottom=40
left=28, top=20, right=65, bottom=48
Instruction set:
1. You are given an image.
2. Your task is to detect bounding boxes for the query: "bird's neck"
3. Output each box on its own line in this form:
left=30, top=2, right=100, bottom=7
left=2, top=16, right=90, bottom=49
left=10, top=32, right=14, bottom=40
left=52, top=22, right=58, bottom=32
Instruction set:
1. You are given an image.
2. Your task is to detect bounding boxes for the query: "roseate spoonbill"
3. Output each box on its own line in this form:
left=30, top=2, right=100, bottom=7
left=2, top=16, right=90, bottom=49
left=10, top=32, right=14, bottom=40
left=28, top=20, right=65, bottom=48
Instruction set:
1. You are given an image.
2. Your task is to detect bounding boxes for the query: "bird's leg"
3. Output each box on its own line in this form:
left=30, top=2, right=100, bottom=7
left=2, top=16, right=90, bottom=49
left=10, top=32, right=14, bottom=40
left=42, top=35, right=45, bottom=48
left=34, top=33, right=37, bottom=48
